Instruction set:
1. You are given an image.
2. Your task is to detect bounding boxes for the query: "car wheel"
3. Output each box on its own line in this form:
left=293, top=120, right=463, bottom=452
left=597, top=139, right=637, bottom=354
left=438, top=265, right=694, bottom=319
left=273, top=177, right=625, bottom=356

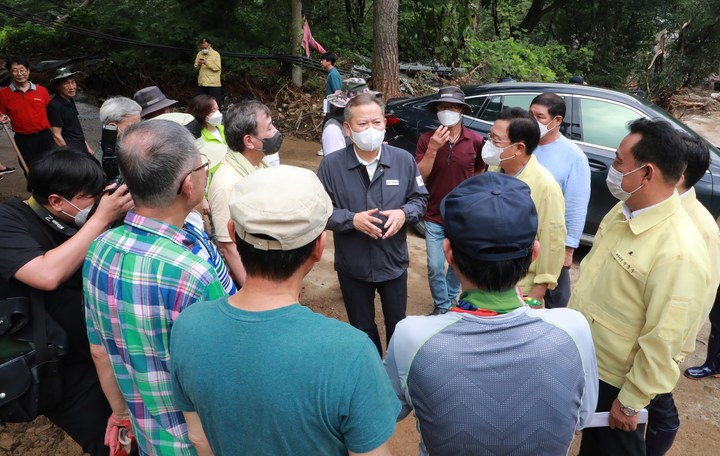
left=409, top=221, right=426, bottom=238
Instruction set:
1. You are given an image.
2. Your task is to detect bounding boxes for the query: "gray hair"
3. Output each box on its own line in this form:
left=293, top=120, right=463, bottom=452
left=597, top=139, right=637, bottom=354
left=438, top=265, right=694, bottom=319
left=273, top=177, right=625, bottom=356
left=117, top=120, right=198, bottom=207
left=344, top=93, right=385, bottom=123
left=100, top=96, right=142, bottom=125
left=225, top=100, right=271, bottom=153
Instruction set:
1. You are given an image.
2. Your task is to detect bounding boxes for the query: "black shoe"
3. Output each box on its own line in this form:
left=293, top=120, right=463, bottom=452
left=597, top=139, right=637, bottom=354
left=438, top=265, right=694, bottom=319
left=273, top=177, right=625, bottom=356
left=0, top=166, right=15, bottom=176
left=683, top=364, right=720, bottom=379
left=428, top=307, right=448, bottom=316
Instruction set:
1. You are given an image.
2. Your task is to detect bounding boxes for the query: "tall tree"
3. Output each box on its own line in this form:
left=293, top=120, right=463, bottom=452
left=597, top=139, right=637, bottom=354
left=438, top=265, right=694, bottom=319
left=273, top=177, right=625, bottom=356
left=291, top=0, right=303, bottom=87
left=371, top=0, right=400, bottom=98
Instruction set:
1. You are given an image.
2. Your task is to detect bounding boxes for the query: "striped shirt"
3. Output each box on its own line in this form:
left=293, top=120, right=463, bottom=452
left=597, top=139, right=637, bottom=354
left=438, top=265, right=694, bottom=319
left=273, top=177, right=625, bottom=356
left=184, top=211, right=236, bottom=296
left=84, top=211, right=227, bottom=456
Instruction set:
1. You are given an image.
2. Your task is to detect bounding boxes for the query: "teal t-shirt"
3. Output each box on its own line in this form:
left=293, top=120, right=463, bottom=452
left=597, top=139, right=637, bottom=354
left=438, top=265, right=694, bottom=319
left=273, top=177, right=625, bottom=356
left=170, top=299, right=400, bottom=455
left=326, top=67, right=342, bottom=96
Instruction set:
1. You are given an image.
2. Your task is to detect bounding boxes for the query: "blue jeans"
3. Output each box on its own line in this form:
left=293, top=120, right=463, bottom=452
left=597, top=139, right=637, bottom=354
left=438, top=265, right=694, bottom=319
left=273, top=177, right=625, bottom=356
left=425, top=221, right=460, bottom=310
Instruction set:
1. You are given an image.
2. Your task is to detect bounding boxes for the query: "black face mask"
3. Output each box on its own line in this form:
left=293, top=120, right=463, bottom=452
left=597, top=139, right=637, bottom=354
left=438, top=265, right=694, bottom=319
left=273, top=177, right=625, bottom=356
left=254, top=131, right=284, bottom=156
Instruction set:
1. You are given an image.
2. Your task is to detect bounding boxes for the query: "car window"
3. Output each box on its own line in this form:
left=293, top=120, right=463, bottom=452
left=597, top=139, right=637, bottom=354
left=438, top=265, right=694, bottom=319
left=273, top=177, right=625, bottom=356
left=502, top=94, right=536, bottom=111
left=579, top=98, right=643, bottom=149
left=478, top=94, right=537, bottom=123
left=464, top=96, right=487, bottom=118
left=480, top=95, right=503, bottom=122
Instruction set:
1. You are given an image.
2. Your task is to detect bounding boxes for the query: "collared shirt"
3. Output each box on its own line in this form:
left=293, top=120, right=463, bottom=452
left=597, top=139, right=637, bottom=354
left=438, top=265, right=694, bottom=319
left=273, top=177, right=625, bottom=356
left=84, top=211, right=226, bottom=456
left=496, top=155, right=566, bottom=292
left=415, top=126, right=485, bottom=225
left=0, top=82, right=51, bottom=134
left=317, top=144, right=429, bottom=282
left=354, top=146, right=381, bottom=179
left=385, top=302, right=597, bottom=456
left=678, top=188, right=720, bottom=360
left=534, top=135, right=591, bottom=248
left=208, top=150, right=267, bottom=242
left=569, top=194, right=709, bottom=409
left=194, top=48, right=222, bottom=87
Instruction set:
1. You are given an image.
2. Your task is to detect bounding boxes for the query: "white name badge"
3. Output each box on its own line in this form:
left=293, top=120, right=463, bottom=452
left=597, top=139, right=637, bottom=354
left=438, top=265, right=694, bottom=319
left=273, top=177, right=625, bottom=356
left=386, top=179, right=400, bottom=186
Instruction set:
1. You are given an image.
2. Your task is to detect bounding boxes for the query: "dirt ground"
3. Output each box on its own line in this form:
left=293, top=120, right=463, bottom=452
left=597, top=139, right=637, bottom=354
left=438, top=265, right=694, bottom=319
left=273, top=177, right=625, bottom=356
left=1, top=100, right=719, bottom=455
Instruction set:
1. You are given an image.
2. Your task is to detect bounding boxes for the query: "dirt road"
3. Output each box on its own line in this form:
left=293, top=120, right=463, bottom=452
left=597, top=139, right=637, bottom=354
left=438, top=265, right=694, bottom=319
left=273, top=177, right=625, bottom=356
left=0, top=103, right=719, bottom=455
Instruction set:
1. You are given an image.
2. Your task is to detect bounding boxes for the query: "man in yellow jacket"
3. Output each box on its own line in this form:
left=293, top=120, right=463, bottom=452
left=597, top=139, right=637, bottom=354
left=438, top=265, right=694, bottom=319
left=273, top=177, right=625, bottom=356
left=194, top=38, right=222, bottom=108
left=569, top=119, right=709, bottom=456
left=483, top=108, right=566, bottom=305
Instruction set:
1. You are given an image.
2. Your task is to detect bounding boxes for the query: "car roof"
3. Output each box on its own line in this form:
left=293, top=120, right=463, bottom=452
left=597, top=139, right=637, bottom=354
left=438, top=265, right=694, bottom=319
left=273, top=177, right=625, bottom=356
left=459, top=82, right=651, bottom=109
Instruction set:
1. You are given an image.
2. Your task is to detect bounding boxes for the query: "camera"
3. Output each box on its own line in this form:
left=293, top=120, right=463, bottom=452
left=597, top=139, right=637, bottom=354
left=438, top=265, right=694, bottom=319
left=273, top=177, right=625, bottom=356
left=101, top=124, right=119, bottom=181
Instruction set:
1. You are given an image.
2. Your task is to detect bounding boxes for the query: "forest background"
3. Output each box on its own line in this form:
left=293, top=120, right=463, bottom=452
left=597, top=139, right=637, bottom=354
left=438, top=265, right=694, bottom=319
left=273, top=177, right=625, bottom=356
left=1, top=0, right=719, bottom=107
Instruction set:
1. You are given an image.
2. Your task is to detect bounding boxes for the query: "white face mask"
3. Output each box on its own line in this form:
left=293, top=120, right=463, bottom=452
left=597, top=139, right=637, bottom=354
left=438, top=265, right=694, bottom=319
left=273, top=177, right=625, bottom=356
left=351, top=127, right=385, bottom=152
left=481, top=141, right=517, bottom=166
left=201, top=48, right=210, bottom=55
left=61, top=198, right=92, bottom=227
left=606, top=164, right=645, bottom=201
left=437, top=110, right=461, bottom=127
left=207, top=110, right=223, bottom=127
left=537, top=119, right=558, bottom=139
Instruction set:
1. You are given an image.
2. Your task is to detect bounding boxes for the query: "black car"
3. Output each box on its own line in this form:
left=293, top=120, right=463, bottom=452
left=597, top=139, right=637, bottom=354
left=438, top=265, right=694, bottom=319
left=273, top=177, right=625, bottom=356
left=385, top=82, right=720, bottom=243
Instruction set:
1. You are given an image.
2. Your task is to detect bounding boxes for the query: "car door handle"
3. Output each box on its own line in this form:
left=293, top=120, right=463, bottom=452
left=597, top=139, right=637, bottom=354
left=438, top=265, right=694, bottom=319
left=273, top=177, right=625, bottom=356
left=588, top=159, right=607, bottom=172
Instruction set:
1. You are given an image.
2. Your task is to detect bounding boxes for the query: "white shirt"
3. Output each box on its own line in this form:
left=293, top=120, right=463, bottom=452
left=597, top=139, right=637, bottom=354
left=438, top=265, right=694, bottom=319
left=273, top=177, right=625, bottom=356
left=354, top=147, right=381, bottom=180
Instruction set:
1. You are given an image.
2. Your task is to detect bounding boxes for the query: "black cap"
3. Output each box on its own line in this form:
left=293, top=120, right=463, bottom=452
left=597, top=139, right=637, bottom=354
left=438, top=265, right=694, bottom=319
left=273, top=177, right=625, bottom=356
left=441, top=173, right=538, bottom=261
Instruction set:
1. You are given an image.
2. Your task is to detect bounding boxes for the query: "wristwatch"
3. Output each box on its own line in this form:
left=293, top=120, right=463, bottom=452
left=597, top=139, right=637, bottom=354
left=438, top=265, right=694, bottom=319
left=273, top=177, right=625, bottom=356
left=619, top=401, right=640, bottom=417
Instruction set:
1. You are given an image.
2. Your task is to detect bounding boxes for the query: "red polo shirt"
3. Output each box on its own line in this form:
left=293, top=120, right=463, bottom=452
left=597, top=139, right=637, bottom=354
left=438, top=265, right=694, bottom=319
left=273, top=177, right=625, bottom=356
left=0, top=82, right=51, bottom=134
left=415, top=127, right=486, bottom=225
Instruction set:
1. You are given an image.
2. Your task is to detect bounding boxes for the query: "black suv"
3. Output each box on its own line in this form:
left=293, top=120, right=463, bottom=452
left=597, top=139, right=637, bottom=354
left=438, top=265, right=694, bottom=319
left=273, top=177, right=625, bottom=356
left=385, top=82, right=720, bottom=242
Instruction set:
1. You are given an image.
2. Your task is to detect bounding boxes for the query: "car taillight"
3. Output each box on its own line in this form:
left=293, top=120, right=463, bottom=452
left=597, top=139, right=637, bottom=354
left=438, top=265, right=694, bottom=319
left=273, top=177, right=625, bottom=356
left=385, top=114, right=401, bottom=126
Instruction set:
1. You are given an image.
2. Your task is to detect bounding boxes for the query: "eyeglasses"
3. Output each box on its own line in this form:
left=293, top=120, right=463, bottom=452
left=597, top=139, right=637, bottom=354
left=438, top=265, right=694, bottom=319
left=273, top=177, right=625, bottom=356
left=177, top=154, right=210, bottom=194
left=488, top=135, right=512, bottom=147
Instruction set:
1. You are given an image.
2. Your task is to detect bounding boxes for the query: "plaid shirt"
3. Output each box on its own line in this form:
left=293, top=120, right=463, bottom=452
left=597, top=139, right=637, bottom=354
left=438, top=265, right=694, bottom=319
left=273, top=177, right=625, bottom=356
left=84, top=211, right=226, bottom=456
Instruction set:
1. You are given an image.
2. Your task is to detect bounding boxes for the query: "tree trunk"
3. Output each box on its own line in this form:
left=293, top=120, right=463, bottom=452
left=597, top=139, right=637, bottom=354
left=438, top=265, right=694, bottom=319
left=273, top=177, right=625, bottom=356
left=291, top=0, right=303, bottom=87
left=371, top=0, right=400, bottom=98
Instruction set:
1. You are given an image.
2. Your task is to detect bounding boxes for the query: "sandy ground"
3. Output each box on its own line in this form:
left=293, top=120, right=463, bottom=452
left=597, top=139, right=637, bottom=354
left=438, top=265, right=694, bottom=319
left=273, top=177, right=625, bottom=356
left=0, top=99, right=719, bottom=455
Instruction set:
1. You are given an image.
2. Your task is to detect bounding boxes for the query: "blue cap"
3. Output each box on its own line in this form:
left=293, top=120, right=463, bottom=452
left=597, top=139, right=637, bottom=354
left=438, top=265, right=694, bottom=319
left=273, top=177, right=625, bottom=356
left=441, top=173, right=538, bottom=261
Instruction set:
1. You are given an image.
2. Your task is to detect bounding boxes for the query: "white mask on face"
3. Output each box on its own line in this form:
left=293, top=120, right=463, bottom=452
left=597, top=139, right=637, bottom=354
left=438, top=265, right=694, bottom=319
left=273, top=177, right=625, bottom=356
left=437, top=110, right=461, bottom=127
left=481, top=141, right=517, bottom=166
left=202, top=48, right=210, bottom=55
left=207, top=110, right=223, bottom=127
left=351, top=127, right=385, bottom=152
left=605, top=164, right=645, bottom=201
left=537, top=118, right=557, bottom=138
left=61, top=198, right=92, bottom=227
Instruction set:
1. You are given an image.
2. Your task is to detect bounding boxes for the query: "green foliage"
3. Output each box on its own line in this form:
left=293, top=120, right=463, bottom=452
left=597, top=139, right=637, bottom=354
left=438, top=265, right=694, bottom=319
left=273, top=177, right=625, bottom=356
left=0, top=0, right=718, bottom=102
left=647, top=0, right=720, bottom=98
left=463, top=37, right=593, bottom=83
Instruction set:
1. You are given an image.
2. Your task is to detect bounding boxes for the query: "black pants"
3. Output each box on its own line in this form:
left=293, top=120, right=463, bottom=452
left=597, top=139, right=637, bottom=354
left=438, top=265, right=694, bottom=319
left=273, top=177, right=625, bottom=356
left=337, top=271, right=407, bottom=356
left=545, top=267, right=571, bottom=308
left=45, top=362, right=112, bottom=456
left=704, top=289, right=720, bottom=366
left=579, top=380, right=646, bottom=456
left=14, top=129, right=55, bottom=176
left=646, top=392, right=679, bottom=456
left=198, top=86, right=223, bottom=109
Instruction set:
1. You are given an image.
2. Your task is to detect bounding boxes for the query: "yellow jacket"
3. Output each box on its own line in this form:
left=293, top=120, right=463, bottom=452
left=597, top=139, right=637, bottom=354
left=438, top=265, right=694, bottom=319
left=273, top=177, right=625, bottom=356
left=194, top=48, right=221, bottom=87
left=207, top=151, right=266, bottom=243
left=677, top=188, right=720, bottom=361
left=511, top=155, right=566, bottom=293
left=569, top=193, right=709, bottom=409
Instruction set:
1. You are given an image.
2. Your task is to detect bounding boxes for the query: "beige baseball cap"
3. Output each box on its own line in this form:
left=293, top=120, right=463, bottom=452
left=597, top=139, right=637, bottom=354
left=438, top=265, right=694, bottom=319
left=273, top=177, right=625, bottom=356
left=228, top=165, right=332, bottom=251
